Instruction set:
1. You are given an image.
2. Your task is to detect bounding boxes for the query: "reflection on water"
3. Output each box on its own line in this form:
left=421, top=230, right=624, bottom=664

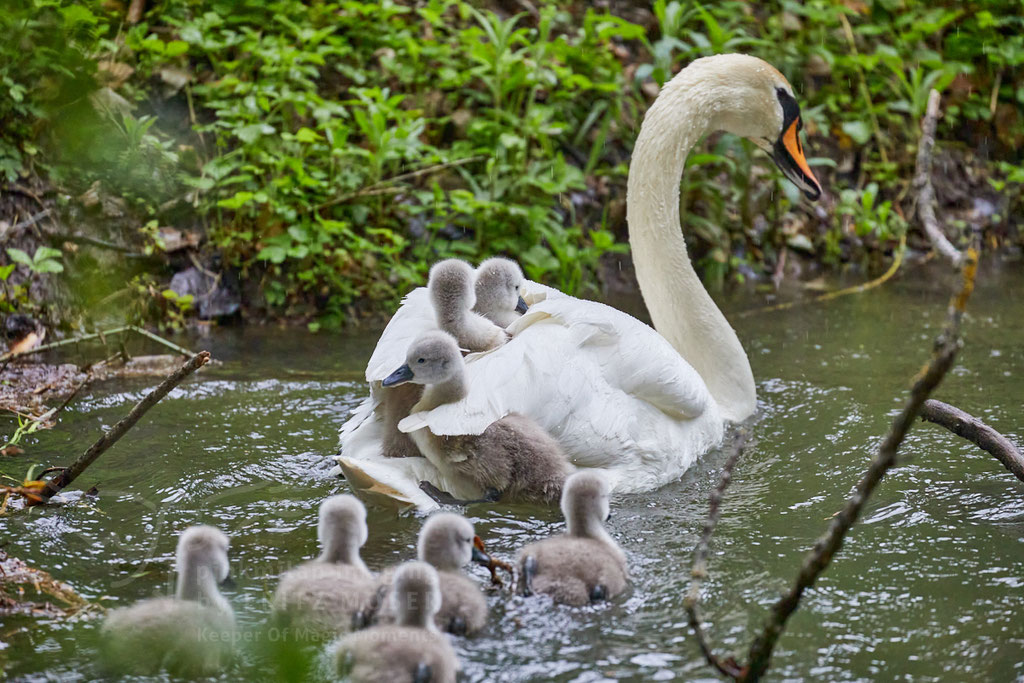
left=2, top=264, right=1022, bottom=681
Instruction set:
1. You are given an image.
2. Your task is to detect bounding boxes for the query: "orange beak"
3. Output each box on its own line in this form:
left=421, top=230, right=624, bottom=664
left=782, top=120, right=818, bottom=189
left=772, top=118, right=822, bottom=200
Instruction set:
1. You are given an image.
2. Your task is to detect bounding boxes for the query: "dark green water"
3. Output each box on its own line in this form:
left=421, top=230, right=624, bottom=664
left=2, top=263, right=1022, bottom=681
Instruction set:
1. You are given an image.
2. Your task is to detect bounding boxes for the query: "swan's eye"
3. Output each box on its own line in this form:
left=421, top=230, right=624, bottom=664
left=417, top=358, right=425, bottom=364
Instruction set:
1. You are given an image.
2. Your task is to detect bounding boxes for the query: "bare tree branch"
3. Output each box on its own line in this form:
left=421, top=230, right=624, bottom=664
left=689, top=238, right=981, bottom=681
left=921, top=399, right=1024, bottom=483
left=685, top=429, right=750, bottom=679
left=740, top=239, right=979, bottom=681
left=0, top=325, right=194, bottom=363
left=914, top=89, right=962, bottom=266
left=38, top=351, right=210, bottom=502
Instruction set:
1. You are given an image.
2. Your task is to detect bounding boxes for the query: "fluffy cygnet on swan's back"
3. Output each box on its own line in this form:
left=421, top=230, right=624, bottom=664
left=473, top=256, right=528, bottom=328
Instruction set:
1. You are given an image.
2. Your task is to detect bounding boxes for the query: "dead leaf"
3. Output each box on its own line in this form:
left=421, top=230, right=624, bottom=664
left=96, top=60, right=135, bottom=89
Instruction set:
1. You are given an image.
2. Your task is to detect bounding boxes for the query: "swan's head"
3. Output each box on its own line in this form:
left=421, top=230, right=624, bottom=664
left=382, top=331, right=461, bottom=387
left=317, top=494, right=368, bottom=561
left=389, top=561, right=442, bottom=629
left=561, top=471, right=611, bottom=536
left=474, top=257, right=528, bottom=318
left=428, top=258, right=476, bottom=314
left=676, top=54, right=822, bottom=200
left=417, top=512, right=490, bottom=572
left=176, top=525, right=231, bottom=585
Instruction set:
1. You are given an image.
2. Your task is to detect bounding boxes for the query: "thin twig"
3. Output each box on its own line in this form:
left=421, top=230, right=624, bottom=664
left=0, top=209, right=53, bottom=244
left=913, top=89, right=962, bottom=267
left=738, top=234, right=905, bottom=318
left=0, top=325, right=193, bottom=363
left=920, top=399, right=1024, bottom=483
left=740, top=238, right=980, bottom=682
left=39, top=351, right=210, bottom=502
left=838, top=13, right=888, bottom=165
left=684, top=429, right=750, bottom=680
left=46, top=232, right=144, bottom=256
left=315, top=156, right=483, bottom=211
left=126, top=325, right=194, bottom=357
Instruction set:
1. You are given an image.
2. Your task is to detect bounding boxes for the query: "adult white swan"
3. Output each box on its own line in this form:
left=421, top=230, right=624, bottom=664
left=336, top=54, right=822, bottom=510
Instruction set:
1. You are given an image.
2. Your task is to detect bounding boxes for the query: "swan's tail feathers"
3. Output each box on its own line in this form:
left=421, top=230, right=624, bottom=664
left=334, top=456, right=439, bottom=512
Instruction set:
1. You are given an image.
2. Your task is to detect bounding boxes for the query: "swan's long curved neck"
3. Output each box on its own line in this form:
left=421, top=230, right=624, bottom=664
left=417, top=369, right=467, bottom=412
left=177, top=564, right=231, bottom=614
left=626, top=65, right=757, bottom=422
left=567, top=514, right=624, bottom=561
left=320, top=538, right=368, bottom=572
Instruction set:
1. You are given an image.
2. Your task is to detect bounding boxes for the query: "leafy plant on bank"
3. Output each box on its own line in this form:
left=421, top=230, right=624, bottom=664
left=1, top=0, right=1022, bottom=328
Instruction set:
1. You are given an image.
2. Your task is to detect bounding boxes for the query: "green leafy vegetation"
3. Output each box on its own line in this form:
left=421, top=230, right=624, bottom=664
left=1, top=0, right=1022, bottom=327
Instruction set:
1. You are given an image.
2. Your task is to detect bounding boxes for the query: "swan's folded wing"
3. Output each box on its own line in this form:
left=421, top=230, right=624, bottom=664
left=399, top=296, right=712, bottom=440
left=512, top=295, right=711, bottom=419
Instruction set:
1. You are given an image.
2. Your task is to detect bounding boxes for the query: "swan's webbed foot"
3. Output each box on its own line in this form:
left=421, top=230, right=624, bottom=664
left=418, top=481, right=503, bottom=506
left=413, top=662, right=433, bottom=683
left=589, top=584, right=608, bottom=602
left=351, top=608, right=371, bottom=631
left=448, top=615, right=467, bottom=636
left=520, top=555, right=538, bottom=597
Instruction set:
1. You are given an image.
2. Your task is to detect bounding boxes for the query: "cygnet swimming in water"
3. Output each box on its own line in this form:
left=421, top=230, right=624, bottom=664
left=332, top=561, right=458, bottom=683
left=375, top=512, right=491, bottom=635
left=382, top=331, right=572, bottom=504
left=472, top=257, right=528, bottom=328
left=428, top=259, right=506, bottom=352
left=273, top=494, right=377, bottom=634
left=101, top=525, right=235, bottom=676
left=516, top=471, right=628, bottom=605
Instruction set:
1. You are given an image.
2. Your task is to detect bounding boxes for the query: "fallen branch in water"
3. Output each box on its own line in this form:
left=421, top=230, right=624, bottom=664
left=0, top=548, right=94, bottom=617
left=737, top=234, right=905, bottom=318
left=37, top=351, right=210, bottom=503
left=920, top=399, right=1024, bottom=483
left=914, top=89, right=962, bottom=267
left=0, top=324, right=194, bottom=363
left=684, top=429, right=750, bottom=679
left=689, top=239, right=980, bottom=681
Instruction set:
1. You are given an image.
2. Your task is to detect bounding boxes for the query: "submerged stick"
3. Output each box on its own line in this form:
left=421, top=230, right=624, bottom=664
left=740, top=241, right=979, bottom=682
left=0, top=325, right=194, bottom=363
left=684, top=430, right=750, bottom=680
left=920, top=399, right=1024, bottom=483
left=738, top=234, right=905, bottom=318
left=38, top=351, right=210, bottom=502
left=913, top=89, right=962, bottom=266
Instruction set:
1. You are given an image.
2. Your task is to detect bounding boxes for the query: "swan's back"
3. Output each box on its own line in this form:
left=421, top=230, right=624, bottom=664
left=101, top=597, right=235, bottom=676
left=339, top=280, right=724, bottom=509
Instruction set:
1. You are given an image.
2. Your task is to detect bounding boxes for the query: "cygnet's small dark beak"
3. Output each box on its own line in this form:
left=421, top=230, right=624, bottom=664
left=471, top=536, right=492, bottom=566
left=220, top=573, right=236, bottom=589
left=515, top=296, right=528, bottom=314
left=382, top=364, right=414, bottom=387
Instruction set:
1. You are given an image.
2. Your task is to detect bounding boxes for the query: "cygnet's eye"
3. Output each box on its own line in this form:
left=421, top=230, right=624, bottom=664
left=417, top=358, right=425, bottom=364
